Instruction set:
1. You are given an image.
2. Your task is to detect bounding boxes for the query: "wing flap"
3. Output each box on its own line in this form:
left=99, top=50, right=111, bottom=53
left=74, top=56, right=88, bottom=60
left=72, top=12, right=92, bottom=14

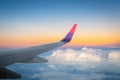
left=21, top=56, right=48, bottom=63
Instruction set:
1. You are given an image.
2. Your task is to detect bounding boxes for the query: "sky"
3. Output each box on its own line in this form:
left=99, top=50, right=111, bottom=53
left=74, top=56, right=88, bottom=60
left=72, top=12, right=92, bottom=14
left=0, top=0, right=120, bottom=48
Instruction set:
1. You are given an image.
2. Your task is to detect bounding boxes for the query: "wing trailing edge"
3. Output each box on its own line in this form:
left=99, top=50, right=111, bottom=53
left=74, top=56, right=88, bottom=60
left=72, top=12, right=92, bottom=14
left=21, top=56, right=48, bottom=63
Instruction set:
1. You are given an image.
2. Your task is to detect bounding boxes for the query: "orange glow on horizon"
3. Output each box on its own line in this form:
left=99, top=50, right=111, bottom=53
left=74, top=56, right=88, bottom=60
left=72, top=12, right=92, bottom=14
left=0, top=34, right=120, bottom=48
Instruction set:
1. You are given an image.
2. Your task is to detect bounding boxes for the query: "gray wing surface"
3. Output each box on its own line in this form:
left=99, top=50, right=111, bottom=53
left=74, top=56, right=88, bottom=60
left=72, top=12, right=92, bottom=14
left=0, top=42, right=65, bottom=67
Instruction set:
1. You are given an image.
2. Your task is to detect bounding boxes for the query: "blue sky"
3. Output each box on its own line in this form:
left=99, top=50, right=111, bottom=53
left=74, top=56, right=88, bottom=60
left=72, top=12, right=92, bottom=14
left=1, top=0, right=120, bottom=20
left=0, top=0, right=120, bottom=47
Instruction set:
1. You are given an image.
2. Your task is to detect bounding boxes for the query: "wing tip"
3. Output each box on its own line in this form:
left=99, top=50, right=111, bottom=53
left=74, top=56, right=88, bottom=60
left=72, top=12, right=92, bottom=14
left=61, top=24, right=77, bottom=43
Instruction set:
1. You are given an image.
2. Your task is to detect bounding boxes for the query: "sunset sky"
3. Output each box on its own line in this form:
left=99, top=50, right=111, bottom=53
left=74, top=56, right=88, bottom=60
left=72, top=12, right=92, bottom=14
left=0, top=0, right=120, bottom=48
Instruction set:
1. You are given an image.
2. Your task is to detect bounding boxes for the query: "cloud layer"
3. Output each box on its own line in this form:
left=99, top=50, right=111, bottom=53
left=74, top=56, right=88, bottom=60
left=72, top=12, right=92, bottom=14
left=29, top=47, right=120, bottom=80
left=47, top=47, right=120, bottom=71
left=9, top=47, right=120, bottom=80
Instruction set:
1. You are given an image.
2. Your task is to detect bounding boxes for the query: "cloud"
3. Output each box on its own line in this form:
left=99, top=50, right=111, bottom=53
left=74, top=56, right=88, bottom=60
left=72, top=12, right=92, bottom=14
left=30, top=69, right=106, bottom=80
left=12, top=47, right=119, bottom=80
left=108, top=51, right=120, bottom=64
left=47, top=47, right=120, bottom=71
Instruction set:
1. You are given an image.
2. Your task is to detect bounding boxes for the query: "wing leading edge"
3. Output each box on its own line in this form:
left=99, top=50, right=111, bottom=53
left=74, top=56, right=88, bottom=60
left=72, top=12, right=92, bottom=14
left=0, top=24, right=77, bottom=79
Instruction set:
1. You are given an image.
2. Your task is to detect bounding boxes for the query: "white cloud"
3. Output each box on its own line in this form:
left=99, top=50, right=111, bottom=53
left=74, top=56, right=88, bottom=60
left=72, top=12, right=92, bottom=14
left=108, top=51, right=120, bottom=63
left=47, top=47, right=120, bottom=71
left=17, top=47, right=120, bottom=80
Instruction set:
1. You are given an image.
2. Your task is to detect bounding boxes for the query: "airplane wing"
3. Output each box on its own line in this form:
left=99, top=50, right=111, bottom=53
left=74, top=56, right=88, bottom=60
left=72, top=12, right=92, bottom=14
left=0, top=67, right=21, bottom=78
left=0, top=24, right=77, bottom=79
